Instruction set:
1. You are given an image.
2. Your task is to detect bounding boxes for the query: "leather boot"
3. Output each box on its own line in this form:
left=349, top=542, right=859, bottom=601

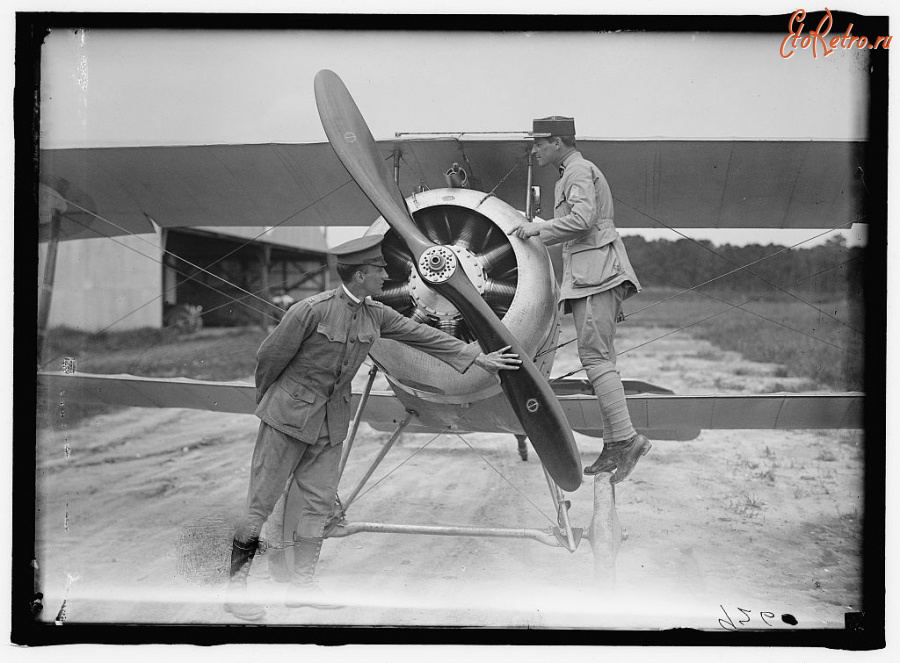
left=223, top=538, right=266, bottom=621
left=284, top=536, right=342, bottom=610
left=584, top=434, right=652, bottom=483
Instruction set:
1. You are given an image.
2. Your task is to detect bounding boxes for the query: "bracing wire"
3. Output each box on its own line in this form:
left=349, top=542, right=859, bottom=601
left=344, top=386, right=559, bottom=527
left=38, top=177, right=353, bottom=369
left=537, top=218, right=865, bottom=367
left=44, top=172, right=354, bottom=322
left=37, top=217, right=286, bottom=371
left=453, top=432, right=556, bottom=525
left=613, top=194, right=864, bottom=333
left=57, top=198, right=306, bottom=312
left=549, top=273, right=862, bottom=383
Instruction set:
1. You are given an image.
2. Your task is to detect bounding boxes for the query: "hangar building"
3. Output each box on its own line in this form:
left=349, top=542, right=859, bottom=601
left=38, top=222, right=329, bottom=333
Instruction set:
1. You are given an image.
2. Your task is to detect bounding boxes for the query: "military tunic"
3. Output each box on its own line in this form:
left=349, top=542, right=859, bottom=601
left=537, top=150, right=641, bottom=307
left=236, top=286, right=480, bottom=542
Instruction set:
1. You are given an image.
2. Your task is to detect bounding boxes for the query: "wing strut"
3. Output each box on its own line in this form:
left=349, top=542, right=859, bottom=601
left=339, top=410, right=415, bottom=512
left=338, top=363, right=380, bottom=479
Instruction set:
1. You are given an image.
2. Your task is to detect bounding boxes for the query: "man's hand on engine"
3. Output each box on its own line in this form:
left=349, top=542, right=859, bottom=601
left=475, top=346, right=522, bottom=373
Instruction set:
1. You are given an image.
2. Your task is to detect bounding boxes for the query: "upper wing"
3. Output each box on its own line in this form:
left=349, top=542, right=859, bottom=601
left=39, top=138, right=866, bottom=241
left=383, top=138, right=867, bottom=231
left=39, top=143, right=374, bottom=241
left=38, top=371, right=864, bottom=434
left=570, top=139, right=867, bottom=230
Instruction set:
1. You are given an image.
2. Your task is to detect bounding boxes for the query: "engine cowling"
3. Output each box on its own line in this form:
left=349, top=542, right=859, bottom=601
left=365, top=188, right=560, bottom=405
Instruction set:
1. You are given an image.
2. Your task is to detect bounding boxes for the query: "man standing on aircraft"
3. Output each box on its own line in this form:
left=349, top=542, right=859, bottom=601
left=224, top=233, right=522, bottom=621
left=508, top=116, right=651, bottom=484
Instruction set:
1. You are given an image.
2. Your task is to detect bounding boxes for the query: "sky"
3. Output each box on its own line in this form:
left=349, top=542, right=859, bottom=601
left=38, top=20, right=876, bottom=248
left=42, top=30, right=868, bottom=147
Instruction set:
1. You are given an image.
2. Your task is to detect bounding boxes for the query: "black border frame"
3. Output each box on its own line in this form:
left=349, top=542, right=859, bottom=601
left=13, top=11, right=888, bottom=649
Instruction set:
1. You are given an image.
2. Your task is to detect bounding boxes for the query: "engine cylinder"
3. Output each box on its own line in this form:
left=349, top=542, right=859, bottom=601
left=366, top=188, right=560, bottom=404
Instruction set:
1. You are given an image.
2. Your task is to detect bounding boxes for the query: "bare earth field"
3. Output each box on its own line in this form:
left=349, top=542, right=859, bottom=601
left=34, top=319, right=865, bottom=632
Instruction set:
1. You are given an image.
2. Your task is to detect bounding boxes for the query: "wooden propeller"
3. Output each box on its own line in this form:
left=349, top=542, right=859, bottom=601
left=314, top=69, right=582, bottom=491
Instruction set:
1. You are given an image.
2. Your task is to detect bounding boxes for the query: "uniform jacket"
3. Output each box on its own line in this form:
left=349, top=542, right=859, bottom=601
left=537, top=150, right=641, bottom=304
left=255, top=287, right=480, bottom=445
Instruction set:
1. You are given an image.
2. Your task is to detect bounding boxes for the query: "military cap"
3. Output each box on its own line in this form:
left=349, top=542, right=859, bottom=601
left=329, top=234, right=388, bottom=267
left=532, top=116, right=576, bottom=138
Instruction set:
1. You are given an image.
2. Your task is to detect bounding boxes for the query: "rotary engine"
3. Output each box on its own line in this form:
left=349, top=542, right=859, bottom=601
left=366, top=188, right=560, bottom=404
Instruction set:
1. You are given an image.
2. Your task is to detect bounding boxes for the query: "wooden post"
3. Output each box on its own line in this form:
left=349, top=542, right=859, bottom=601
left=588, top=472, right=622, bottom=587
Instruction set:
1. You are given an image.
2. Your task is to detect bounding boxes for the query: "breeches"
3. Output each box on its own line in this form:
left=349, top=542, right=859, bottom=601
left=570, top=285, right=635, bottom=443
left=570, top=285, right=627, bottom=376
left=234, top=421, right=342, bottom=543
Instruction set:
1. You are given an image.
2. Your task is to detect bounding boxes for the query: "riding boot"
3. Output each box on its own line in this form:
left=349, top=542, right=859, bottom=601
left=284, top=536, right=343, bottom=610
left=584, top=434, right=652, bottom=483
left=223, top=538, right=266, bottom=621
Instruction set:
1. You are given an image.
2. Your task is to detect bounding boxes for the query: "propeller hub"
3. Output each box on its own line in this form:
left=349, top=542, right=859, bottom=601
left=408, top=245, right=486, bottom=320
left=418, top=246, right=457, bottom=284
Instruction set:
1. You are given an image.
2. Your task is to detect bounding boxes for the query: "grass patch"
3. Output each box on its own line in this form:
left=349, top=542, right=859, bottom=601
left=752, top=467, right=777, bottom=484
left=41, top=326, right=268, bottom=380
left=730, top=457, right=759, bottom=471
left=623, top=288, right=864, bottom=390
left=727, top=493, right=766, bottom=518
left=38, top=325, right=269, bottom=429
left=815, top=449, right=838, bottom=462
left=693, top=348, right=725, bottom=361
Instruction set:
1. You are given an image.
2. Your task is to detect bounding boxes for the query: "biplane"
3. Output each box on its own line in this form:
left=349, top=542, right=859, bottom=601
left=36, top=70, right=867, bottom=571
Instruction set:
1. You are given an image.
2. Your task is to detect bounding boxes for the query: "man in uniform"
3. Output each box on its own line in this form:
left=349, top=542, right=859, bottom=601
left=224, top=234, right=521, bottom=621
left=507, top=116, right=652, bottom=484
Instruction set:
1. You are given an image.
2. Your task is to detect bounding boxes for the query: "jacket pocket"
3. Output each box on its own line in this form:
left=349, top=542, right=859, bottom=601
left=280, top=377, right=317, bottom=403
left=570, top=245, right=621, bottom=288
left=317, top=322, right=347, bottom=344
left=262, top=376, right=319, bottom=432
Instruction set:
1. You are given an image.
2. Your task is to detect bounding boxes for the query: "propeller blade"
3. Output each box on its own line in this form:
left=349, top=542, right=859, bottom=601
left=314, top=69, right=581, bottom=491
left=314, top=69, right=431, bottom=262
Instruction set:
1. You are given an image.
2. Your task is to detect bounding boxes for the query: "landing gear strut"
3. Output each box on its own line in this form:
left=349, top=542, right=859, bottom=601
left=515, top=434, right=528, bottom=461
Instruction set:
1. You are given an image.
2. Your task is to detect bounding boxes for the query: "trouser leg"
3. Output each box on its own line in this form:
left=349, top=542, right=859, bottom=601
left=225, top=422, right=307, bottom=620
left=572, top=287, right=636, bottom=443
left=234, top=422, right=307, bottom=544
left=290, top=429, right=343, bottom=540
left=285, top=427, right=344, bottom=609
left=573, top=288, right=651, bottom=483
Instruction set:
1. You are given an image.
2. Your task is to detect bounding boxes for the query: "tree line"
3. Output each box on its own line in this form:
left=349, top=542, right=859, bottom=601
left=621, top=234, right=864, bottom=301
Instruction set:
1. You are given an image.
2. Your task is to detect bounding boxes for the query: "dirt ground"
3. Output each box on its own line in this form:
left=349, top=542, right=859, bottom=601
left=33, top=320, right=866, bottom=632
